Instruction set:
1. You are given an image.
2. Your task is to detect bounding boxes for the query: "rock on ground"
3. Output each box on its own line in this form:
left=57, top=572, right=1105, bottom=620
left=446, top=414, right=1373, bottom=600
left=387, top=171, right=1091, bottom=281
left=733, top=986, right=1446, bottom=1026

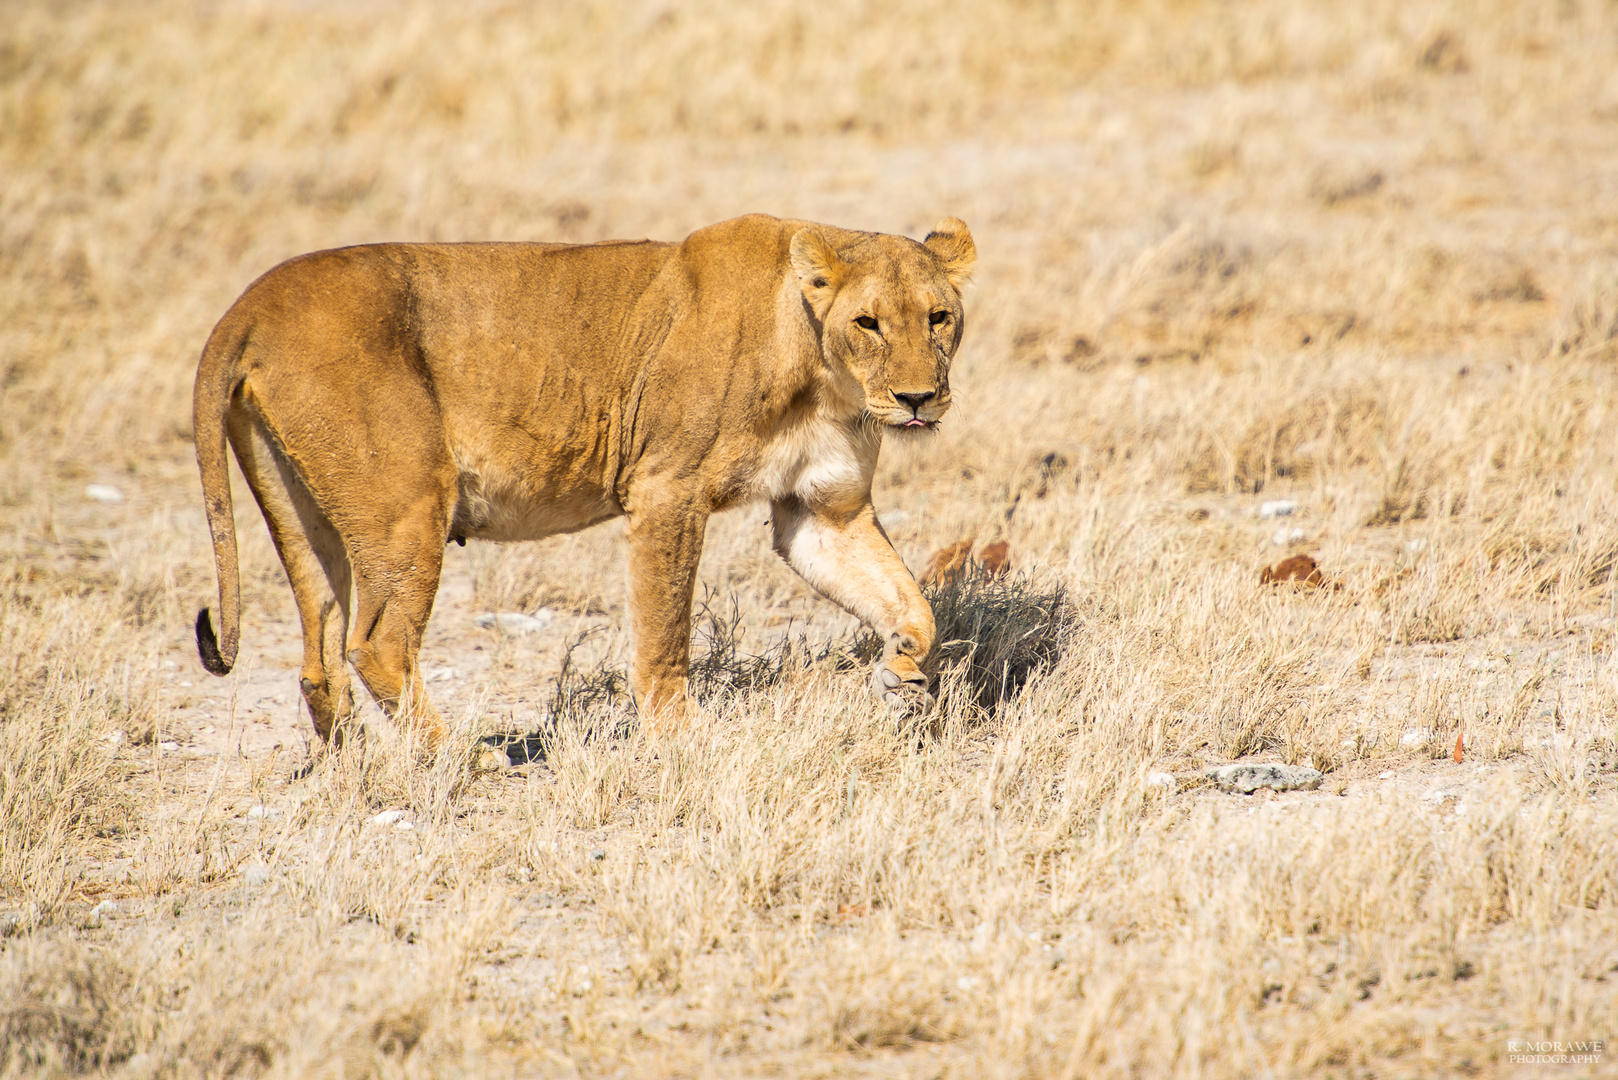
left=1205, top=763, right=1323, bottom=793
left=474, top=611, right=554, bottom=635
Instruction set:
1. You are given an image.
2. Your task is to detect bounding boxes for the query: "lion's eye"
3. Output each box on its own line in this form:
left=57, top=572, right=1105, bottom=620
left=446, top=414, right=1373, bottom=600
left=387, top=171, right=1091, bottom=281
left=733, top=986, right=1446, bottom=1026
left=929, top=311, right=949, bottom=327
left=855, top=315, right=878, bottom=331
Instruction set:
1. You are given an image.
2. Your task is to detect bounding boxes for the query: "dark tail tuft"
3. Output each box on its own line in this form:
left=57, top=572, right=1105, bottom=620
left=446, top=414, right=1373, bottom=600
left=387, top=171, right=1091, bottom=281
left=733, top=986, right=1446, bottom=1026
left=196, top=608, right=233, bottom=676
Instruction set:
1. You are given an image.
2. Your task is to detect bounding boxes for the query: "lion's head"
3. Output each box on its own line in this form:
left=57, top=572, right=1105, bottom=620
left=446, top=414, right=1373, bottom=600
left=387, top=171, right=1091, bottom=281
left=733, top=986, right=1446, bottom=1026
left=789, top=218, right=976, bottom=434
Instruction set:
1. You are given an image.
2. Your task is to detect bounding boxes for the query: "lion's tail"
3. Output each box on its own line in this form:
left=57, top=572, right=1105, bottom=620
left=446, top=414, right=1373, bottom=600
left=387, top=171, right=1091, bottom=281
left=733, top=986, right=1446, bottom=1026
left=193, top=313, right=248, bottom=677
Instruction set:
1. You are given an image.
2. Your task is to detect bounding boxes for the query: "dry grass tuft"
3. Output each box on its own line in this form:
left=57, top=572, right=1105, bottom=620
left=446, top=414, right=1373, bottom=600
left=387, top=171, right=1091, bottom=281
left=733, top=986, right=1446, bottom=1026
left=917, top=570, right=1070, bottom=715
left=0, top=944, right=135, bottom=1075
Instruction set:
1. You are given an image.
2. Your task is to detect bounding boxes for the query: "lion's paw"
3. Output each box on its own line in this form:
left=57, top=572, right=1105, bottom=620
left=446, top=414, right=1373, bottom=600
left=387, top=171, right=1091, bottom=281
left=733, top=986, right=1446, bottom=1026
left=871, top=660, right=934, bottom=714
left=639, top=691, right=715, bottom=736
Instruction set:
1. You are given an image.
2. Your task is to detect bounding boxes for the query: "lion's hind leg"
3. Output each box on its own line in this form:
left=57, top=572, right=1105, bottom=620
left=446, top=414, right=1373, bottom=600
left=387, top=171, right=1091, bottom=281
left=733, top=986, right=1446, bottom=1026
left=344, top=523, right=447, bottom=750
left=251, top=369, right=456, bottom=753
left=228, top=412, right=358, bottom=746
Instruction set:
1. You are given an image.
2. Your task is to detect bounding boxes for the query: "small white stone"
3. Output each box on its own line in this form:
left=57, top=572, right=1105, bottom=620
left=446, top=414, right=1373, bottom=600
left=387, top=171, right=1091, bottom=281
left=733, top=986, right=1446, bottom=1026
left=90, top=899, right=120, bottom=918
left=85, top=484, right=124, bottom=503
left=245, top=805, right=276, bottom=820
left=396, top=821, right=415, bottom=832
left=1400, top=729, right=1434, bottom=747
left=104, top=730, right=126, bottom=746
left=1270, top=527, right=1307, bottom=545
left=1377, top=770, right=1395, bottom=780
left=159, top=741, right=180, bottom=752
left=425, top=666, right=461, bottom=682
left=243, top=864, right=272, bottom=887
left=1258, top=500, right=1298, bottom=519
left=372, top=809, right=409, bottom=826
left=474, top=611, right=555, bottom=635
left=1145, top=771, right=1177, bottom=793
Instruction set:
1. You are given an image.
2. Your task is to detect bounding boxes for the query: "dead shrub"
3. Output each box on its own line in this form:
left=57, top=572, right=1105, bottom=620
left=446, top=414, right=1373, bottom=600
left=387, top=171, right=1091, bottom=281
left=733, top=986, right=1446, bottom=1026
left=686, top=589, right=836, bottom=705
left=484, top=631, right=630, bottom=765
left=891, top=568, right=1070, bottom=715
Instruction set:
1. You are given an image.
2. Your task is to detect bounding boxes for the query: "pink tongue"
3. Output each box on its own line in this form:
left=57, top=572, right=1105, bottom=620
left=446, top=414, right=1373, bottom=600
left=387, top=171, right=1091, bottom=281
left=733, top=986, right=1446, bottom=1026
left=905, top=419, right=926, bottom=427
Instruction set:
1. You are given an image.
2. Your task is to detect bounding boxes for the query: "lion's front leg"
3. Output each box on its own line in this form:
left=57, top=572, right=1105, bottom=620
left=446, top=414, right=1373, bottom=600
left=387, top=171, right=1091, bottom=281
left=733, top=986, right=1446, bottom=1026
left=770, top=496, right=935, bottom=710
left=624, top=501, right=708, bottom=731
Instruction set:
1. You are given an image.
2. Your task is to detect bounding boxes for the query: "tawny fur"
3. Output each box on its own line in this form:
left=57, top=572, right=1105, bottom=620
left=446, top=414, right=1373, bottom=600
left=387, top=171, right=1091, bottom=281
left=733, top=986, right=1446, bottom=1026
left=193, top=213, right=976, bottom=746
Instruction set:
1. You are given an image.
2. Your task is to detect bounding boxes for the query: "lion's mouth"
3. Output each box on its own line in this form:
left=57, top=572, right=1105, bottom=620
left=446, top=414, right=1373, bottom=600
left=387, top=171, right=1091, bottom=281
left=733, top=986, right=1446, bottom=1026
left=865, top=408, right=941, bottom=431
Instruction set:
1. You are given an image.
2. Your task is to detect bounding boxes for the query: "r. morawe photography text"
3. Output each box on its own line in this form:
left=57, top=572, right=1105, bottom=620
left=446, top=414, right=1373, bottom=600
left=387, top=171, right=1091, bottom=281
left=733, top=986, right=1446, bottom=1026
left=1508, top=1039, right=1606, bottom=1066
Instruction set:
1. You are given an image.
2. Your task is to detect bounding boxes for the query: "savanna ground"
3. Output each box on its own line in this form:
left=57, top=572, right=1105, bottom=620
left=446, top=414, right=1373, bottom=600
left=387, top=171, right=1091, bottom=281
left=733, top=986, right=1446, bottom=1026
left=5, top=1, right=1618, bottom=1076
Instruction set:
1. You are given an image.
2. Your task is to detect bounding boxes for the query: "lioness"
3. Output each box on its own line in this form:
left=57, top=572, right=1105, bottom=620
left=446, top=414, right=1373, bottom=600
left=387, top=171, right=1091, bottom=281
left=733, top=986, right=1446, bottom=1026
left=193, top=213, right=975, bottom=746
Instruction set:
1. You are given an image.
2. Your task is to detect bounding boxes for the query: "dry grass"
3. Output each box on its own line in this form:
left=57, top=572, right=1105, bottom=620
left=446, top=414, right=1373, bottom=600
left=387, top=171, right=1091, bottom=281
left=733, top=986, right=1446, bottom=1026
left=4, top=0, right=1618, bottom=1075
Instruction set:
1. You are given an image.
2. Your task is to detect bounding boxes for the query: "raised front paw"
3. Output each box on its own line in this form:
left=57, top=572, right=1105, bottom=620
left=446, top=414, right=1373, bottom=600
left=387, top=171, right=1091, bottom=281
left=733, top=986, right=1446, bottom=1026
left=871, top=656, right=934, bottom=713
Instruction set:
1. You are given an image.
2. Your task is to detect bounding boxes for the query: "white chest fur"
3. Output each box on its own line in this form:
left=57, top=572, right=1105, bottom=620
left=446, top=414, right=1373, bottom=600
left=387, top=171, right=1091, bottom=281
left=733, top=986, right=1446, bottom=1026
left=751, top=412, right=876, bottom=507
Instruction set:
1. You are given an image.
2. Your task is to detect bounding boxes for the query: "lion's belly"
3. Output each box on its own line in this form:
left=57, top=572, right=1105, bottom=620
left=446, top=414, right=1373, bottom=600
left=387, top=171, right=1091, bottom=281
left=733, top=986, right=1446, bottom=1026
left=447, top=433, right=622, bottom=543
left=455, top=485, right=620, bottom=542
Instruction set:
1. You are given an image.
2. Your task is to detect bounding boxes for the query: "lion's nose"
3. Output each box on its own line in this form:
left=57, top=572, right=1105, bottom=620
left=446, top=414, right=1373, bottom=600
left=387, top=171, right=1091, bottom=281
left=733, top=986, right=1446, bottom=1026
left=893, top=390, right=936, bottom=414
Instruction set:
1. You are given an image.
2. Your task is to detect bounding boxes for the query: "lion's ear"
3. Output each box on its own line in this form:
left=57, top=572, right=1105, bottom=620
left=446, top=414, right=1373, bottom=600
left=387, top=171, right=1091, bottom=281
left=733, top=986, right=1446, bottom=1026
left=789, top=227, right=845, bottom=321
left=923, top=217, right=976, bottom=291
